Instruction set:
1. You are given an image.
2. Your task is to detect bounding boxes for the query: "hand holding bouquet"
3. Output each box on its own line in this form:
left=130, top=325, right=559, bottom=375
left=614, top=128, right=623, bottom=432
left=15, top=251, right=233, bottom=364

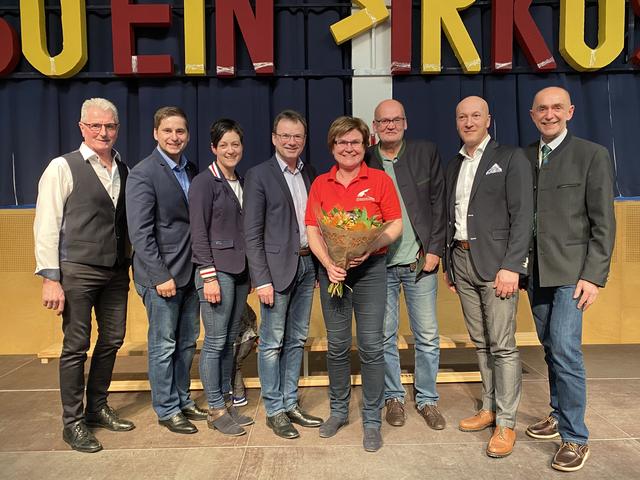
left=317, top=207, right=390, bottom=297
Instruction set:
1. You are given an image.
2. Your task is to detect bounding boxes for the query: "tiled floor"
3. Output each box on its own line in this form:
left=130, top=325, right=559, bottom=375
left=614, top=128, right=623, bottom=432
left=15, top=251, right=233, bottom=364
left=1, top=346, right=639, bottom=479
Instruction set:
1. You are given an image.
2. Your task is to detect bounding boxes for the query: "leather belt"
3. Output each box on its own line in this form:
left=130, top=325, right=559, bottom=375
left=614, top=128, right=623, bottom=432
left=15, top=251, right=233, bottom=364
left=299, top=246, right=311, bottom=256
left=455, top=240, right=471, bottom=250
left=398, top=261, right=418, bottom=272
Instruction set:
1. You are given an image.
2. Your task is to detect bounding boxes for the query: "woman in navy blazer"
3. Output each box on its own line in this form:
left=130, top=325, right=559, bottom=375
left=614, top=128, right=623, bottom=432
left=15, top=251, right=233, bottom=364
left=188, top=119, right=254, bottom=436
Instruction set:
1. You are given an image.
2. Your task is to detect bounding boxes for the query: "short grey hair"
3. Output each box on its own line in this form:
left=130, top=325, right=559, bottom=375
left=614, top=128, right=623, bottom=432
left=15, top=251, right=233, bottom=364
left=80, top=98, right=119, bottom=123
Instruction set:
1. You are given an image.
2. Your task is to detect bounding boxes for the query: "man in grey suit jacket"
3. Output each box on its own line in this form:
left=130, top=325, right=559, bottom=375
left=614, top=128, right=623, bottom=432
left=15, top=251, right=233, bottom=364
left=126, top=107, right=207, bottom=435
left=443, top=96, right=533, bottom=458
left=524, top=87, right=615, bottom=472
left=244, top=110, right=323, bottom=439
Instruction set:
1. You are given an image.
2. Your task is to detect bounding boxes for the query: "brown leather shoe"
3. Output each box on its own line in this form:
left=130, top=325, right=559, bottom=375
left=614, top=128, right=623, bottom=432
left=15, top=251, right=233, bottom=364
left=552, top=442, right=590, bottom=472
left=459, top=410, right=496, bottom=432
left=526, top=415, right=559, bottom=439
left=385, top=398, right=406, bottom=427
left=417, top=404, right=446, bottom=430
left=486, top=426, right=516, bottom=458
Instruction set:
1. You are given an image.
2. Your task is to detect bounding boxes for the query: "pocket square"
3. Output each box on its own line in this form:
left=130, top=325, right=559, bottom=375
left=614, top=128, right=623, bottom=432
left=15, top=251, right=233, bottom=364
left=485, top=163, right=503, bottom=175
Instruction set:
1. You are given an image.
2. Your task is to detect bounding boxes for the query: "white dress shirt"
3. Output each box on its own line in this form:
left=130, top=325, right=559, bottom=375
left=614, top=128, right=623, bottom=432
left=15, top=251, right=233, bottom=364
left=454, top=134, right=491, bottom=241
left=34, top=143, right=123, bottom=279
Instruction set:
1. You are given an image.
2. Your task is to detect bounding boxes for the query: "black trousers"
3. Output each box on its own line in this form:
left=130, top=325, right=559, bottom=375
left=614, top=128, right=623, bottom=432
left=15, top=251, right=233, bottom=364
left=59, top=261, right=129, bottom=426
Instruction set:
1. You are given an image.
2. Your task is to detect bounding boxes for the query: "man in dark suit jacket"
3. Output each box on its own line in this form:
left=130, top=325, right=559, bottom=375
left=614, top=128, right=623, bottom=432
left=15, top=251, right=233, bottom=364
left=244, top=110, right=323, bottom=439
left=126, top=106, right=207, bottom=435
left=443, top=96, right=533, bottom=458
left=365, top=99, right=447, bottom=430
left=524, top=87, right=615, bottom=472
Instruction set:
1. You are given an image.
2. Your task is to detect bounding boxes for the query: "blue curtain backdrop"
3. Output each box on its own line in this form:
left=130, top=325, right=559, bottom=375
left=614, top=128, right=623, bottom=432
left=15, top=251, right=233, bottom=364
left=0, top=0, right=638, bottom=206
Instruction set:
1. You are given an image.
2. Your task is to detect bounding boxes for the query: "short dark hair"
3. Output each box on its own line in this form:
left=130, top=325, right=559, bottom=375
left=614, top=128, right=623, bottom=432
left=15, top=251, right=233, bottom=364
left=153, top=106, right=189, bottom=131
left=272, top=109, right=307, bottom=134
left=327, top=116, right=370, bottom=151
left=210, top=118, right=244, bottom=147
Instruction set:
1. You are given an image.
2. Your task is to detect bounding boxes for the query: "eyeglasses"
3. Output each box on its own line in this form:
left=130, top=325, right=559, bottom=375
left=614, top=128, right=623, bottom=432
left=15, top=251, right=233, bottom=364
left=373, top=117, right=405, bottom=128
left=274, top=133, right=305, bottom=143
left=81, top=122, right=119, bottom=133
left=334, top=140, right=363, bottom=148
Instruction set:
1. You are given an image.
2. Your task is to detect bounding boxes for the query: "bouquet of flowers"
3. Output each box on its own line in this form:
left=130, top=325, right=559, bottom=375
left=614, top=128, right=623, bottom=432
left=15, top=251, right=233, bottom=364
left=317, top=207, right=390, bottom=297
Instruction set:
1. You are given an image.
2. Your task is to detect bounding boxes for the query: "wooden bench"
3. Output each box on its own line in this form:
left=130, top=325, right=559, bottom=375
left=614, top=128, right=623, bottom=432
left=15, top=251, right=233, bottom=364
left=38, top=332, right=540, bottom=391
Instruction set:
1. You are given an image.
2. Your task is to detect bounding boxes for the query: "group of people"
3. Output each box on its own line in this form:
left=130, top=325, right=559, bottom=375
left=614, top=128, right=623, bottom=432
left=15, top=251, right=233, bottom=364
left=34, top=85, right=615, bottom=472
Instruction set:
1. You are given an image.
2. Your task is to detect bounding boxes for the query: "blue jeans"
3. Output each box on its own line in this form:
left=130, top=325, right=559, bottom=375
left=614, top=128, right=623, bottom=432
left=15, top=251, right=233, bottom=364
left=528, top=273, right=588, bottom=445
left=384, top=266, right=440, bottom=407
left=196, top=271, right=250, bottom=409
left=318, top=254, right=386, bottom=429
left=135, top=282, right=200, bottom=420
left=258, top=255, right=315, bottom=417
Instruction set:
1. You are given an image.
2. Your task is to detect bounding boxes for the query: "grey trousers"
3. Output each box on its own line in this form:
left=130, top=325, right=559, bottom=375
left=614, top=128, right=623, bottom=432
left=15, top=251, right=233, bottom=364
left=452, top=246, right=522, bottom=428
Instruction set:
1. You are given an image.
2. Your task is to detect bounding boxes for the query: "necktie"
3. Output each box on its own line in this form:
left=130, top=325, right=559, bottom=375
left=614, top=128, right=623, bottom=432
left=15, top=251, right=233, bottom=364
left=541, top=144, right=552, bottom=166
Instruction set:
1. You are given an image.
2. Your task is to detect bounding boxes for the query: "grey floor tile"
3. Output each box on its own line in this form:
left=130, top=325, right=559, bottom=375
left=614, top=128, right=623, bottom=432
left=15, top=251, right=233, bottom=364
left=0, top=356, right=36, bottom=379
left=0, top=358, right=61, bottom=390
left=587, top=379, right=640, bottom=437
left=0, top=447, right=245, bottom=480
left=237, top=440, right=640, bottom=480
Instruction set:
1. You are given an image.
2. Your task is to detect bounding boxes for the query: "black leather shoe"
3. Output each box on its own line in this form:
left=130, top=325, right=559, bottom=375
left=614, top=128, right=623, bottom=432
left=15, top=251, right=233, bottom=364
left=63, top=420, right=103, bottom=453
left=181, top=404, right=208, bottom=421
left=159, top=412, right=198, bottom=434
left=266, top=412, right=300, bottom=439
left=85, top=405, right=135, bottom=431
left=286, top=405, right=323, bottom=428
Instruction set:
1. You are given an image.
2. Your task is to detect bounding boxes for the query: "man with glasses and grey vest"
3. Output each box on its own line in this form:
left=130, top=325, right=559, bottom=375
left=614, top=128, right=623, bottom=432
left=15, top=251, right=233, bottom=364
left=34, top=98, right=135, bottom=453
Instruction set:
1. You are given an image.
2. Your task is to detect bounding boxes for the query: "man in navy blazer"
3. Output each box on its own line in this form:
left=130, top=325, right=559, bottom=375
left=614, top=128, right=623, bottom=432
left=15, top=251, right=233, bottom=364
left=126, top=107, right=207, bottom=434
left=443, top=96, right=533, bottom=458
left=524, top=87, right=615, bottom=472
left=244, top=110, right=323, bottom=439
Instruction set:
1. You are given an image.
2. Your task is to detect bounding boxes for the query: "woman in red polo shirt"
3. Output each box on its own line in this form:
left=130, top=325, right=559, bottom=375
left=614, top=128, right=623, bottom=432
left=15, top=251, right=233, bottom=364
left=305, top=116, right=402, bottom=452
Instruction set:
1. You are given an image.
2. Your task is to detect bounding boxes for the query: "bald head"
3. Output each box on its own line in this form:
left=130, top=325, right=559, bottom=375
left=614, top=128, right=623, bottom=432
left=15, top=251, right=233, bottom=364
left=373, top=99, right=407, bottom=149
left=530, top=86, right=574, bottom=143
left=456, top=96, right=491, bottom=154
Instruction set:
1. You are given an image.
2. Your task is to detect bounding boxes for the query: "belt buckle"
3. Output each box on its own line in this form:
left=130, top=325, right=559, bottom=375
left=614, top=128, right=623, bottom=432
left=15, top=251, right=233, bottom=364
left=409, top=261, right=417, bottom=272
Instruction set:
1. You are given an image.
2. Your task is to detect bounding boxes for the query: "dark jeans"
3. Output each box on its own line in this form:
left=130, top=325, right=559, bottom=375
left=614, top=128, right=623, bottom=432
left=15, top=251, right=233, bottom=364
left=196, top=271, right=249, bottom=409
left=135, top=281, right=200, bottom=420
left=59, top=261, right=129, bottom=427
left=258, top=255, right=316, bottom=416
left=528, top=263, right=589, bottom=444
left=318, top=254, right=386, bottom=429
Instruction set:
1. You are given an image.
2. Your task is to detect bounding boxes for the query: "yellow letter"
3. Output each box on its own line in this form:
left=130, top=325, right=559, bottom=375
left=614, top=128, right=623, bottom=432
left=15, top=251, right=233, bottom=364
left=560, top=0, right=625, bottom=71
left=184, top=0, right=206, bottom=75
left=422, top=0, right=480, bottom=74
left=20, top=0, right=87, bottom=78
left=330, top=0, right=389, bottom=45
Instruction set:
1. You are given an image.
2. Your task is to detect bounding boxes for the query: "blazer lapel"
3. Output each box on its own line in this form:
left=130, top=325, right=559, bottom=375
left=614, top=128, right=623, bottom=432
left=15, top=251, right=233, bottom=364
left=469, top=140, right=497, bottom=203
left=448, top=155, right=463, bottom=217
left=268, top=156, right=296, bottom=212
left=211, top=162, right=242, bottom=211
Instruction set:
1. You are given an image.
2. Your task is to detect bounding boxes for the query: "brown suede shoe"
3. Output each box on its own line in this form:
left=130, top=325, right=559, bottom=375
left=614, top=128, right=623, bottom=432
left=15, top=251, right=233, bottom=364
left=459, top=410, right=496, bottom=432
left=552, top=442, right=590, bottom=472
left=486, top=426, right=516, bottom=458
left=385, top=398, right=405, bottom=427
left=526, top=415, right=559, bottom=439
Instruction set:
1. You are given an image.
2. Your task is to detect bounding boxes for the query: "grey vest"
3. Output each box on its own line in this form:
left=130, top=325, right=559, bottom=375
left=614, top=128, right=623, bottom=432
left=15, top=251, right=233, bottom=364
left=60, top=151, right=129, bottom=267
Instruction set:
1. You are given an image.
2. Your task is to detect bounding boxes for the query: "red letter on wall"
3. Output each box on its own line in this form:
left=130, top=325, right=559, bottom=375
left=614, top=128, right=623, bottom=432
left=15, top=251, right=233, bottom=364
left=0, top=18, right=20, bottom=76
left=632, top=0, right=640, bottom=65
left=215, top=0, right=273, bottom=77
left=492, top=0, right=556, bottom=71
left=391, top=0, right=412, bottom=74
left=111, top=0, right=173, bottom=75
